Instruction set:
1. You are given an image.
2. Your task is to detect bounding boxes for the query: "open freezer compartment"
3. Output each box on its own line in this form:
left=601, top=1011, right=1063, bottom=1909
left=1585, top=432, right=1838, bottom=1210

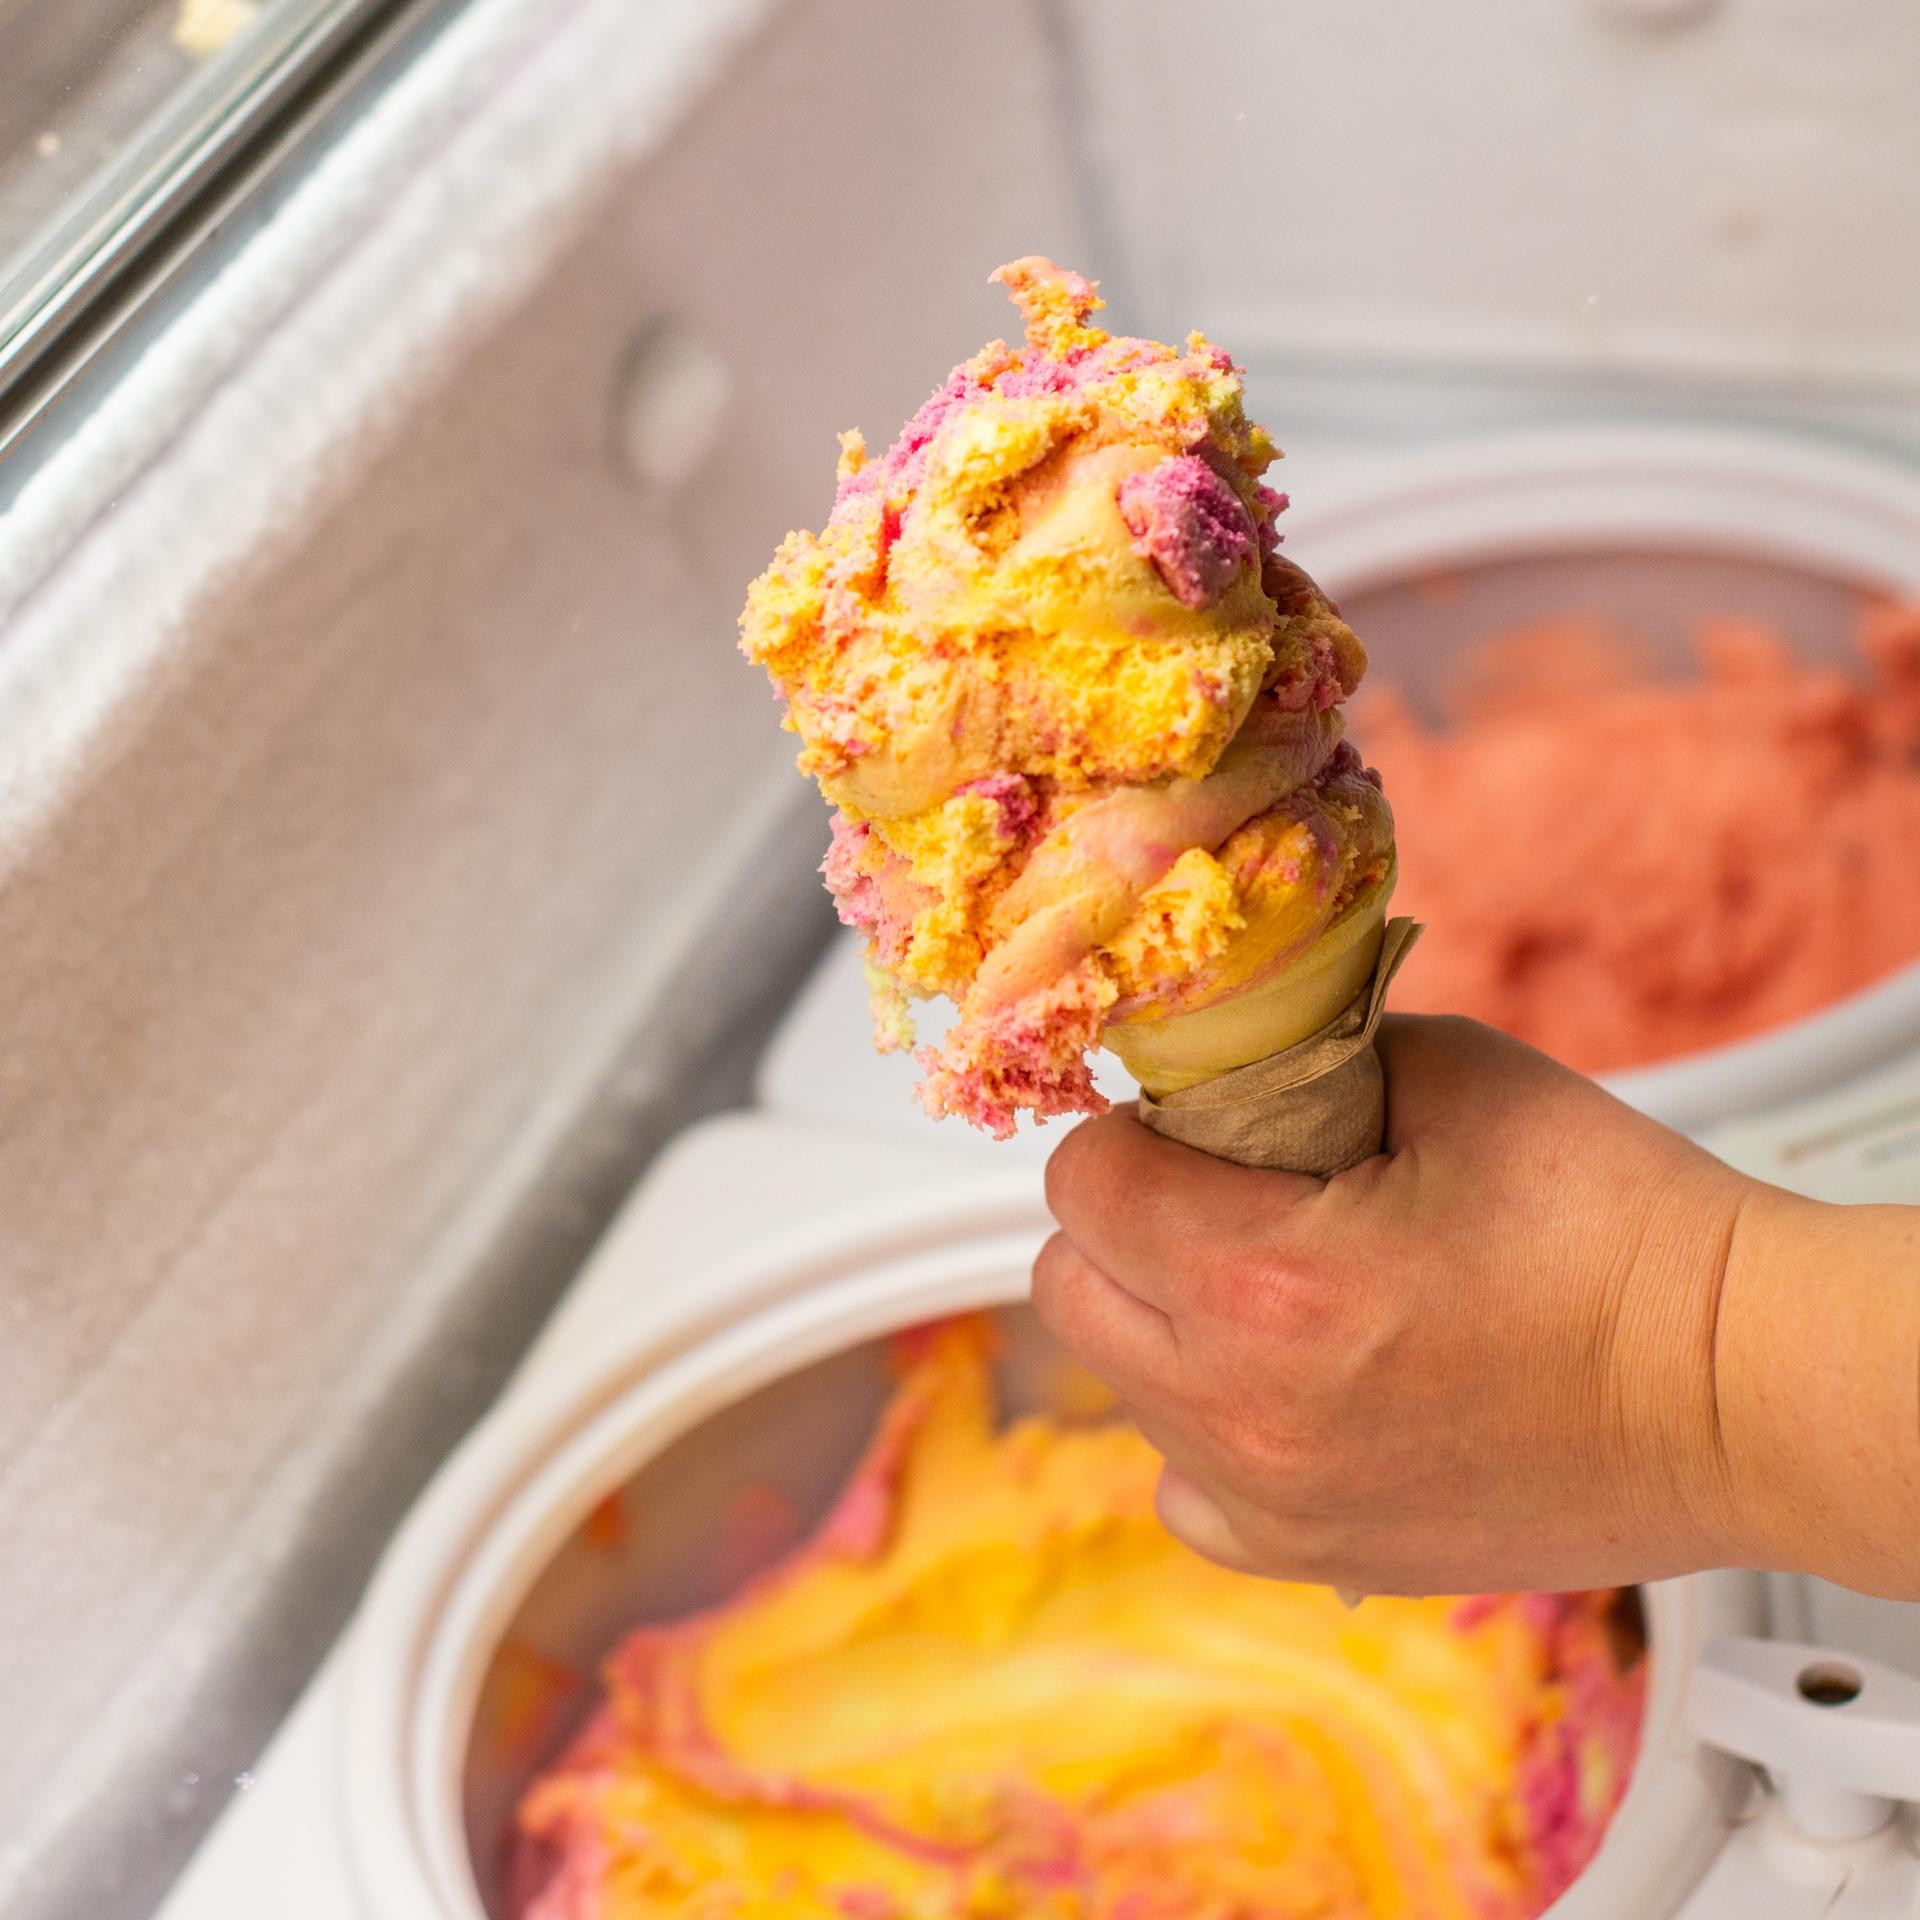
left=6, top=1, right=1920, bottom=1915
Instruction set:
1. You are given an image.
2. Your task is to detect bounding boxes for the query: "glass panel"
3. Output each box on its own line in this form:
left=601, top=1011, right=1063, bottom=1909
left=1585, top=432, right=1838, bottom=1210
left=0, top=0, right=392, bottom=380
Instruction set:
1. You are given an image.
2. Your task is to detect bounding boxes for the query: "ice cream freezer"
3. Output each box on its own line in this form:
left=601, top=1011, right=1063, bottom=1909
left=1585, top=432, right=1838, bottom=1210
left=157, top=962, right=1920, bottom=1920
left=5, top=0, right=1920, bottom=1917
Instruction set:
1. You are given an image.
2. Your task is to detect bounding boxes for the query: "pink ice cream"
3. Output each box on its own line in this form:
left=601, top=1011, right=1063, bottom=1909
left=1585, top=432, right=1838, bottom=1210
left=1369, top=601, right=1920, bottom=1071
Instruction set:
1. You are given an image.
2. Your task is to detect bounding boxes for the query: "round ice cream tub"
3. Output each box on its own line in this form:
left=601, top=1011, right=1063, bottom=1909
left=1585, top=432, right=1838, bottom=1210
left=338, top=1179, right=1766, bottom=1920
left=1287, top=424, right=1920, bottom=1133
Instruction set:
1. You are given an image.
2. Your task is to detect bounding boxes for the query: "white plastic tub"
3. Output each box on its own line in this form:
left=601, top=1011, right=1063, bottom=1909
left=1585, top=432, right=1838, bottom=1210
left=338, top=1179, right=1765, bottom=1920
left=1296, top=425, right=1920, bottom=1134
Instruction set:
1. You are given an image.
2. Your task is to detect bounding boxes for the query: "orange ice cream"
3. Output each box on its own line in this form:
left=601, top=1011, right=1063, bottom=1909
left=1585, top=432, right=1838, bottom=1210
left=1369, top=601, right=1920, bottom=1073
left=740, top=261, right=1392, bottom=1135
left=514, top=1321, right=1644, bottom=1920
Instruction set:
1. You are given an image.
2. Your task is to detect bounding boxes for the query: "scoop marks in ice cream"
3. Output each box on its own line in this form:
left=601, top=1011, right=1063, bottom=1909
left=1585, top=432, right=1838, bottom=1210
left=740, top=261, right=1392, bottom=1135
left=513, top=1318, right=1645, bottom=1920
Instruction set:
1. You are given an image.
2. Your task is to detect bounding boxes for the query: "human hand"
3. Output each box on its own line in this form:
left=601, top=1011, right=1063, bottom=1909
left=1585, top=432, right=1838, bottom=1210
left=1035, top=1015, right=1788, bottom=1596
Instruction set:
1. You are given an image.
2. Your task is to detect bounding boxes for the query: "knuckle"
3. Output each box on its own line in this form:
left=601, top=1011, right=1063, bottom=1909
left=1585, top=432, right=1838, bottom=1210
left=1174, top=1241, right=1248, bottom=1318
left=1030, top=1234, right=1109, bottom=1349
left=1211, top=1250, right=1339, bottom=1342
left=1211, top=1403, right=1316, bottom=1490
left=1323, top=1151, right=1391, bottom=1203
left=1029, top=1232, right=1079, bottom=1320
left=1042, top=1124, right=1099, bottom=1223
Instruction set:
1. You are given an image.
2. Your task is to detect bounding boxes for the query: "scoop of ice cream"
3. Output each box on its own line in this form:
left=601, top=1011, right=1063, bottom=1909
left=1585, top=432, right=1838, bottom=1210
left=742, top=261, right=1388, bottom=1135
left=1117, top=453, right=1261, bottom=608
left=514, top=1318, right=1645, bottom=1920
left=1369, top=602, right=1920, bottom=1072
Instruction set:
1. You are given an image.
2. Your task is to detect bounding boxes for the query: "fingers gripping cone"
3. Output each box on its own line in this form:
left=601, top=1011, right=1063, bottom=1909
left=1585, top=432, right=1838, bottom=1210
left=1106, top=871, right=1423, bottom=1605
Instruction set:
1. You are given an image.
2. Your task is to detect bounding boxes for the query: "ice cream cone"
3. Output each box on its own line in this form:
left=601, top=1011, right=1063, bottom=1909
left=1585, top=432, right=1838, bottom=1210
left=1107, top=856, right=1417, bottom=1182
left=1107, top=863, right=1398, bottom=1098
left=1107, top=886, right=1419, bottom=1191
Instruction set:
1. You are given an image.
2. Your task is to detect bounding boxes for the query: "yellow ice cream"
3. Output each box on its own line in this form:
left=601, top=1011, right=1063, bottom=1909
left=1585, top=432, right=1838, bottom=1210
left=515, top=1321, right=1644, bottom=1920
left=741, top=262, right=1391, bottom=1134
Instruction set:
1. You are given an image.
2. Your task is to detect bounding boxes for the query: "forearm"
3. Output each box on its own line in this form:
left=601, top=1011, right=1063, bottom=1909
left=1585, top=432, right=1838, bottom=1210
left=1719, top=1186, right=1920, bottom=1595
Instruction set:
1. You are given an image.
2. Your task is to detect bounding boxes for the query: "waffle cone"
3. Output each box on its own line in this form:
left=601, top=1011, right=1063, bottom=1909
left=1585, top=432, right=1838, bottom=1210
left=1108, top=865, right=1398, bottom=1096
left=1106, top=866, right=1422, bottom=1181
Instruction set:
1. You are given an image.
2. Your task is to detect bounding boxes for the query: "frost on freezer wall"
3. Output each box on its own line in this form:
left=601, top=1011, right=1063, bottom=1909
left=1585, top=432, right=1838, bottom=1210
left=0, top=0, right=1086, bottom=1915
left=1067, top=0, right=1920, bottom=392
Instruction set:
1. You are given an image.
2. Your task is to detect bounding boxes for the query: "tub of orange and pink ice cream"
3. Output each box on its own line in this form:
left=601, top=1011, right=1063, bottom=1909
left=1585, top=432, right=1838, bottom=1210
left=1274, top=427, right=1920, bottom=1134
left=337, top=1182, right=1764, bottom=1920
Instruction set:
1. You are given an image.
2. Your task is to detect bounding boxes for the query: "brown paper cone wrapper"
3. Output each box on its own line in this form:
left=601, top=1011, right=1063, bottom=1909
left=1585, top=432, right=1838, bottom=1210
left=1134, top=917, right=1424, bottom=1176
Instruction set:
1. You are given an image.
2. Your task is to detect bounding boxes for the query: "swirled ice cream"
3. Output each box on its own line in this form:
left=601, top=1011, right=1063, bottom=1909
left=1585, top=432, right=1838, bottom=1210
left=741, top=262, right=1392, bottom=1135
left=514, top=1320, right=1644, bottom=1920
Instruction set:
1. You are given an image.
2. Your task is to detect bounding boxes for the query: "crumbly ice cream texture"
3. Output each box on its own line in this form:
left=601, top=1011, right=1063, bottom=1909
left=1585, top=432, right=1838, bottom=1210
left=1369, top=602, right=1920, bottom=1073
left=513, top=1319, right=1644, bottom=1920
left=740, top=260, right=1391, bottom=1136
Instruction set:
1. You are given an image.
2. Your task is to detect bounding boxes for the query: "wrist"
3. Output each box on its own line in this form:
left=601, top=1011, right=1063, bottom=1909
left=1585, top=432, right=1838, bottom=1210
left=1605, top=1158, right=1767, bottom=1577
left=1714, top=1185, right=1920, bottom=1593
